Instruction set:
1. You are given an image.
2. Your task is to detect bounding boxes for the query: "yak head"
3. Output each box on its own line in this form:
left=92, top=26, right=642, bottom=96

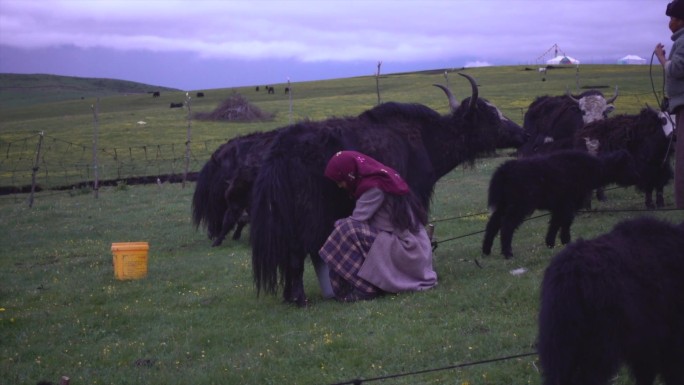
left=433, top=74, right=525, bottom=149
left=567, top=87, right=618, bottom=124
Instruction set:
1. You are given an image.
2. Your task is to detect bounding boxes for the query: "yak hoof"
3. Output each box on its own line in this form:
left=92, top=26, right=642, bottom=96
left=284, top=295, right=309, bottom=308
left=503, top=251, right=514, bottom=259
left=211, top=238, right=224, bottom=247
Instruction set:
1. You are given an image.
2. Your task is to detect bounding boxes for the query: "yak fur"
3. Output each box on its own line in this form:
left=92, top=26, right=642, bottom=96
left=538, top=216, right=684, bottom=385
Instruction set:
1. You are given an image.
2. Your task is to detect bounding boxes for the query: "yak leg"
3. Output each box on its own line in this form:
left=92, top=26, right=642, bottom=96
left=556, top=209, right=576, bottom=246
left=482, top=209, right=504, bottom=256
left=545, top=211, right=562, bottom=248
left=311, top=254, right=334, bottom=299
left=629, top=354, right=659, bottom=385
left=231, top=211, right=250, bottom=240
left=499, top=208, right=528, bottom=259
left=282, top=251, right=308, bottom=307
left=656, top=186, right=665, bottom=208
left=644, top=188, right=656, bottom=210
left=211, top=209, right=233, bottom=247
left=596, top=187, right=607, bottom=202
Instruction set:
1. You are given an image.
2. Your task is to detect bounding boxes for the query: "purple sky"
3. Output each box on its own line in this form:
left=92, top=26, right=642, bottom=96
left=0, top=0, right=673, bottom=91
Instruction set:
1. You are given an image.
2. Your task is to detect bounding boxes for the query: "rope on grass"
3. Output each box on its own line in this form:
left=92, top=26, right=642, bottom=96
left=328, top=351, right=538, bottom=385
left=430, top=207, right=682, bottom=249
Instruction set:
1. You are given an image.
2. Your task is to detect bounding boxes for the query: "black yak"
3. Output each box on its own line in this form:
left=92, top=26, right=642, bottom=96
left=250, top=73, right=516, bottom=305
left=517, top=88, right=618, bottom=157
left=538, top=216, right=684, bottom=385
left=482, top=149, right=638, bottom=259
left=191, top=130, right=277, bottom=246
left=573, top=107, right=675, bottom=209
left=193, top=83, right=524, bottom=249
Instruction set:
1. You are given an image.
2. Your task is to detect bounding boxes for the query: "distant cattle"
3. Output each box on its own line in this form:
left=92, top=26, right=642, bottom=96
left=152, top=91, right=160, bottom=98
left=255, top=86, right=260, bottom=92
left=517, top=88, right=618, bottom=157
left=267, top=86, right=275, bottom=94
left=196, top=92, right=205, bottom=97
left=284, top=87, right=290, bottom=94
left=170, top=102, right=183, bottom=108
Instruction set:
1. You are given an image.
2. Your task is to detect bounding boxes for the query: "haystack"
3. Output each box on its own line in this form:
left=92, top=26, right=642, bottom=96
left=194, top=94, right=274, bottom=122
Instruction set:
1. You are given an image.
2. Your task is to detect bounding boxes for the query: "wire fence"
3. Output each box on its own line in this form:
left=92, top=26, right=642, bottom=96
left=0, top=132, right=230, bottom=194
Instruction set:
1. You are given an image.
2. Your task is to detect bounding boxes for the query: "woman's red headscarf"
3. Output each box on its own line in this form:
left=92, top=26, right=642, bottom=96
left=324, top=151, right=410, bottom=199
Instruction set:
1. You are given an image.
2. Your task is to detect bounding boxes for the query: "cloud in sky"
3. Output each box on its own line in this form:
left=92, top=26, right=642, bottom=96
left=0, top=0, right=672, bottom=90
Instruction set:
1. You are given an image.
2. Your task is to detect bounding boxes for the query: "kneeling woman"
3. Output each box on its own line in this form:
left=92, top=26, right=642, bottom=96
left=319, top=151, right=438, bottom=302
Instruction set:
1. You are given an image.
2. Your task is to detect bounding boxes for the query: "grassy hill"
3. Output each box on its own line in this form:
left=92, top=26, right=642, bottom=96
left=0, top=73, right=181, bottom=108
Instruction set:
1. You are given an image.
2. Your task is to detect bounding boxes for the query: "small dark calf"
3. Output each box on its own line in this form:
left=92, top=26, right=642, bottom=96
left=538, top=216, right=684, bottom=385
left=482, top=149, right=638, bottom=258
left=169, top=102, right=183, bottom=108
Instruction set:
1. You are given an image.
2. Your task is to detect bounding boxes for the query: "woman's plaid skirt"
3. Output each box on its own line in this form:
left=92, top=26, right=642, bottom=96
left=319, top=217, right=380, bottom=301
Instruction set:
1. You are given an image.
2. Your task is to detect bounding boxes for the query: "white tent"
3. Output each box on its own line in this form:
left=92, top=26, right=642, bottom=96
left=617, top=55, right=647, bottom=65
left=546, top=55, right=580, bottom=65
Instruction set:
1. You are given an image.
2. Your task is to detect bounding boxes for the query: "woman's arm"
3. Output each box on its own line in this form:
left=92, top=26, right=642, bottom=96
left=350, top=188, right=384, bottom=222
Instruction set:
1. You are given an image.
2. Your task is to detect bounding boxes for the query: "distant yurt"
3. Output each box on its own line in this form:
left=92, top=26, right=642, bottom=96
left=546, top=55, right=580, bottom=65
left=617, top=55, right=647, bottom=65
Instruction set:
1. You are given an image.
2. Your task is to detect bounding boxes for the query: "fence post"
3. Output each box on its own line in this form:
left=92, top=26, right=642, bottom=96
left=28, top=131, right=44, bottom=208
left=288, top=78, right=293, bottom=125
left=183, top=92, right=192, bottom=188
left=91, top=98, right=100, bottom=199
left=376, top=61, right=382, bottom=105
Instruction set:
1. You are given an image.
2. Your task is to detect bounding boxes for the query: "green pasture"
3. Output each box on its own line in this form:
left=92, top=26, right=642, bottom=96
left=0, top=64, right=668, bottom=190
left=1, top=66, right=681, bottom=384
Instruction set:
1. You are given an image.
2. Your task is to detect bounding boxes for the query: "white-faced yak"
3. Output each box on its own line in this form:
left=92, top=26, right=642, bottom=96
left=482, top=149, right=638, bottom=259
left=517, top=88, right=618, bottom=157
left=538, top=216, right=684, bottom=385
left=250, top=73, right=521, bottom=306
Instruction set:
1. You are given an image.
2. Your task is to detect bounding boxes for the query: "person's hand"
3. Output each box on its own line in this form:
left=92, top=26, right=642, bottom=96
left=655, top=43, right=667, bottom=65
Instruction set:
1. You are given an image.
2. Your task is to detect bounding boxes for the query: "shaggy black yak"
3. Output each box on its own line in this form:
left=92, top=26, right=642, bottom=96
left=482, top=149, right=638, bottom=259
left=573, top=107, right=675, bottom=209
left=538, top=216, right=684, bottom=385
left=191, top=130, right=277, bottom=246
left=250, top=73, right=515, bottom=305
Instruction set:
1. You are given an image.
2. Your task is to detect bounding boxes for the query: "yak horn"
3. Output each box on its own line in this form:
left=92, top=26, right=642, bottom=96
left=458, top=73, right=479, bottom=111
left=606, top=86, right=619, bottom=104
left=432, top=84, right=459, bottom=111
left=566, top=87, right=579, bottom=104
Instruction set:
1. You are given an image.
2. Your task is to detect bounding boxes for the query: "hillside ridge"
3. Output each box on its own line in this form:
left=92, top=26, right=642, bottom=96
left=0, top=73, right=181, bottom=108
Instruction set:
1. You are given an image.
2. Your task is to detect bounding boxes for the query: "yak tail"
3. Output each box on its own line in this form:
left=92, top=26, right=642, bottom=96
left=191, top=159, right=228, bottom=239
left=249, top=156, right=297, bottom=296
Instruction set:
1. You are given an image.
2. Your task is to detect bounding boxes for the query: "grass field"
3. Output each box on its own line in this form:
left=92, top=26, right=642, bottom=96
left=1, top=66, right=681, bottom=384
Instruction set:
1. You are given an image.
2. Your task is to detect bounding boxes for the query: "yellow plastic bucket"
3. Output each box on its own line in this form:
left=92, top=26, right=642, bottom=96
left=111, top=242, right=149, bottom=280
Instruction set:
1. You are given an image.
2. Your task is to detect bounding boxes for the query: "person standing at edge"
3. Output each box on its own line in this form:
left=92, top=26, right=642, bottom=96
left=319, top=151, right=438, bottom=302
left=656, top=0, right=684, bottom=209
